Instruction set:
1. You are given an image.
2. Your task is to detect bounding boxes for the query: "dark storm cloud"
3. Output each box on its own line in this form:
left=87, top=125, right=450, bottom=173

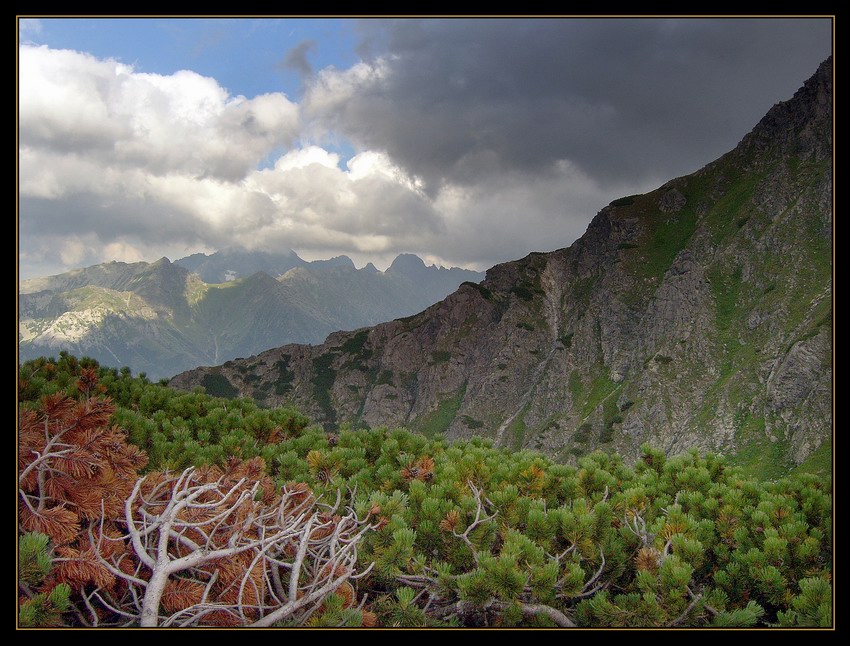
left=309, top=18, right=831, bottom=191
left=282, top=39, right=317, bottom=78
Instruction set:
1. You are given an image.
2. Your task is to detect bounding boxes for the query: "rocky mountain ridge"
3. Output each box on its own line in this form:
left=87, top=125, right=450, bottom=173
left=171, top=58, right=832, bottom=474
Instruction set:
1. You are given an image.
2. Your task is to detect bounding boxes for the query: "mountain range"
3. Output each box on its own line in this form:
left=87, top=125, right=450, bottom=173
left=171, top=58, right=833, bottom=476
left=18, top=253, right=483, bottom=380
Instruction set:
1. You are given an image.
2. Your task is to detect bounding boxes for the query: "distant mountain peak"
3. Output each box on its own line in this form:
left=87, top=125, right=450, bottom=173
left=20, top=250, right=484, bottom=380
left=387, top=253, right=427, bottom=275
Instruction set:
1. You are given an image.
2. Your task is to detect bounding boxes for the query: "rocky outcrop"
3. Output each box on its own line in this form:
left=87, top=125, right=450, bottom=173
left=171, top=58, right=832, bottom=469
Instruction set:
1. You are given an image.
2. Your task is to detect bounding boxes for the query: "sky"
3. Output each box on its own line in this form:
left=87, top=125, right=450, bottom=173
left=18, top=17, right=832, bottom=279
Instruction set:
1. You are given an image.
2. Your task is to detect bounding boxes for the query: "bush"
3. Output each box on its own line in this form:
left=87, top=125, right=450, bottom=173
left=18, top=356, right=833, bottom=628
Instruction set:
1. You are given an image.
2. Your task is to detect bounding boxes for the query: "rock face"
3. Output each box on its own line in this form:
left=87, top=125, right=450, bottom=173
left=19, top=254, right=484, bottom=380
left=171, top=58, right=832, bottom=470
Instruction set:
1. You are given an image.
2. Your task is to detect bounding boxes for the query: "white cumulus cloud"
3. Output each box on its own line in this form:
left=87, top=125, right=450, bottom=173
left=20, top=45, right=301, bottom=182
left=19, top=45, right=464, bottom=278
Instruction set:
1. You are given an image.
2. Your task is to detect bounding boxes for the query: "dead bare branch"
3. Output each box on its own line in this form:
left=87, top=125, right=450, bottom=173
left=85, top=467, right=374, bottom=627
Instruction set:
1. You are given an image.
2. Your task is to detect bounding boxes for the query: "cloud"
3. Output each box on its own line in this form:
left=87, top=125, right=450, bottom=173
left=18, top=20, right=832, bottom=280
left=281, top=39, right=317, bottom=78
left=304, top=18, right=832, bottom=192
left=18, top=45, right=450, bottom=277
left=20, top=45, right=300, bottom=182
left=20, top=143, right=443, bottom=267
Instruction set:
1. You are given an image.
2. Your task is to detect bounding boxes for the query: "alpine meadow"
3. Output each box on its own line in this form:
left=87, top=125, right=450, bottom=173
left=18, top=18, right=832, bottom=629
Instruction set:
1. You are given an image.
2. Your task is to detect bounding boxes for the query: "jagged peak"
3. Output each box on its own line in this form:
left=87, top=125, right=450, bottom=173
left=738, top=55, right=832, bottom=157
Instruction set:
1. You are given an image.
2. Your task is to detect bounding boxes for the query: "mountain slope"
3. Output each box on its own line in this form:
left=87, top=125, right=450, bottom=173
left=171, top=58, right=832, bottom=474
left=19, top=255, right=484, bottom=380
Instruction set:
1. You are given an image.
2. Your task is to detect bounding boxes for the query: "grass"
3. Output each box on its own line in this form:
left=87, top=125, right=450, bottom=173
left=727, top=414, right=795, bottom=480
left=184, top=276, right=210, bottom=306
left=415, top=385, right=466, bottom=438
left=786, top=299, right=832, bottom=355
left=703, top=164, right=764, bottom=246
left=637, top=204, right=699, bottom=281
left=705, top=263, right=756, bottom=389
left=730, top=436, right=795, bottom=481
left=65, top=286, right=132, bottom=311
left=507, top=406, right=529, bottom=450
left=616, top=174, right=716, bottom=285
left=790, top=441, right=832, bottom=479
left=710, top=264, right=744, bottom=335
left=603, top=397, right=623, bottom=430
left=580, top=371, right=620, bottom=419
left=568, top=370, right=583, bottom=404
left=694, top=155, right=829, bottom=458
left=598, top=397, right=622, bottom=445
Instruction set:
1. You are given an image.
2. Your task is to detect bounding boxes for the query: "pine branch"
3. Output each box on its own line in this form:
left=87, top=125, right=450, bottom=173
left=668, top=592, right=703, bottom=627
left=548, top=543, right=576, bottom=563
left=433, top=599, right=576, bottom=628
left=582, top=548, right=606, bottom=593
left=623, top=509, right=653, bottom=547
left=452, top=481, right=497, bottom=564
left=499, top=601, right=576, bottom=628
left=687, top=586, right=718, bottom=617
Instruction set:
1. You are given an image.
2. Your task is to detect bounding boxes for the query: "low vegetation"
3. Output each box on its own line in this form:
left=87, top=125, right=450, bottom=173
left=18, top=355, right=832, bottom=628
